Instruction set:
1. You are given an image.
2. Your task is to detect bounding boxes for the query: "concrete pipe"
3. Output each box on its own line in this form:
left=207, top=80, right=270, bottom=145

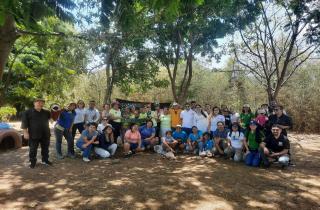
left=0, top=129, right=22, bottom=150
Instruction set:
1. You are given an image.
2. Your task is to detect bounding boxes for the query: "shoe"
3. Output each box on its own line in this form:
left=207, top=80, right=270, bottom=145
left=67, top=153, right=76, bottom=159
left=41, top=160, right=53, bottom=166
left=83, top=157, right=90, bottom=162
left=199, top=151, right=206, bottom=157
left=57, top=154, right=64, bottom=160
left=29, top=162, right=36, bottom=169
left=206, top=151, right=213, bottom=157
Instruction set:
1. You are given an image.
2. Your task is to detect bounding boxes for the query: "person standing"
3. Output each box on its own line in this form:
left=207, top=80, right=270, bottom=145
left=180, top=103, right=195, bottom=135
left=160, top=107, right=172, bottom=137
left=266, top=105, right=292, bottom=136
left=240, top=104, right=255, bottom=131
left=21, top=98, right=52, bottom=168
left=85, top=100, right=100, bottom=124
left=109, top=101, right=122, bottom=140
left=54, top=103, right=77, bottom=159
left=208, top=106, right=225, bottom=136
left=72, top=100, right=86, bottom=141
left=193, top=104, right=208, bottom=133
left=169, top=102, right=182, bottom=131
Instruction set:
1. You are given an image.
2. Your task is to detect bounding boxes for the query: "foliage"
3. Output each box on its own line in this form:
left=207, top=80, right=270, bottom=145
left=0, top=106, right=17, bottom=122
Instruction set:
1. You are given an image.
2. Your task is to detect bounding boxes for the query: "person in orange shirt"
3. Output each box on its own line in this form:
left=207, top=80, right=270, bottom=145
left=169, top=102, right=182, bottom=131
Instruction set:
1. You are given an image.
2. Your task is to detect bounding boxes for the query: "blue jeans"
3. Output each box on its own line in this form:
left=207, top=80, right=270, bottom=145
left=54, top=126, right=74, bottom=155
left=76, top=140, right=93, bottom=158
left=245, top=150, right=260, bottom=167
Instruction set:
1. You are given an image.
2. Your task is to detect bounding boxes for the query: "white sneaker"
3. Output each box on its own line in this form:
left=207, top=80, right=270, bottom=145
left=206, top=151, right=213, bottom=157
left=199, top=151, right=206, bottom=157
left=82, top=157, right=90, bottom=162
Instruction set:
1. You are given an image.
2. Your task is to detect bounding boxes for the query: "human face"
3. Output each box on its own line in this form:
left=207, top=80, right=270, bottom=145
left=274, top=107, right=283, bottom=115
left=185, top=104, right=190, bottom=110
left=249, top=124, right=257, bottom=131
left=132, top=124, right=139, bottom=131
left=145, top=105, right=151, bottom=111
left=104, top=104, right=110, bottom=110
left=213, top=108, right=219, bottom=115
left=166, top=132, right=172, bottom=137
left=146, top=121, right=153, bottom=128
left=203, top=134, right=209, bottom=140
left=88, top=125, right=97, bottom=133
left=232, top=125, right=238, bottom=131
left=192, top=127, right=198, bottom=133
left=68, top=103, right=76, bottom=111
left=176, top=127, right=182, bottom=132
left=271, top=127, right=281, bottom=137
left=114, top=104, right=119, bottom=110
left=78, top=101, right=85, bottom=108
left=89, top=102, right=95, bottom=109
left=105, top=127, right=113, bottom=134
left=196, top=105, right=201, bottom=112
left=163, top=108, right=169, bottom=114
left=102, top=118, right=108, bottom=125
left=243, top=107, right=249, bottom=112
left=34, top=101, right=44, bottom=110
left=217, top=123, right=224, bottom=130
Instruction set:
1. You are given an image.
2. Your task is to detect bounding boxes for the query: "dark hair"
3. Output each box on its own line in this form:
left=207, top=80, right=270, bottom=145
left=129, top=123, right=138, bottom=131
left=229, top=123, right=241, bottom=137
left=242, top=106, right=252, bottom=114
left=272, top=124, right=283, bottom=129
left=192, top=126, right=198, bottom=130
left=202, top=132, right=210, bottom=137
left=145, top=119, right=153, bottom=127
left=275, top=105, right=284, bottom=110
left=165, top=130, right=172, bottom=135
left=246, top=126, right=263, bottom=144
left=196, top=104, right=207, bottom=118
left=89, top=100, right=96, bottom=103
left=216, top=121, right=225, bottom=126
left=212, top=106, right=221, bottom=114
left=88, top=122, right=98, bottom=128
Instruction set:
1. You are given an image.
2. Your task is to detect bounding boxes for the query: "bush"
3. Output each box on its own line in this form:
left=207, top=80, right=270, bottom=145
left=0, top=106, right=17, bottom=122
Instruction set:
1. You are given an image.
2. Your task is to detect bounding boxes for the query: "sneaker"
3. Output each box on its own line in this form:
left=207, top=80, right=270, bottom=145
left=41, top=160, right=53, bottom=166
left=206, top=151, right=213, bottom=157
left=199, top=151, right=206, bottom=157
left=57, top=154, right=64, bottom=160
left=29, top=162, right=36, bottom=169
left=82, top=157, right=90, bottom=162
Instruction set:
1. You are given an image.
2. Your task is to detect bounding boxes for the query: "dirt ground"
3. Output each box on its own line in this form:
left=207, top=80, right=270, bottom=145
left=0, top=123, right=319, bottom=210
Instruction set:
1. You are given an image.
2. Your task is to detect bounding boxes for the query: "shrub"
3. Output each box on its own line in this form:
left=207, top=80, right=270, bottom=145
left=0, top=107, right=17, bottom=122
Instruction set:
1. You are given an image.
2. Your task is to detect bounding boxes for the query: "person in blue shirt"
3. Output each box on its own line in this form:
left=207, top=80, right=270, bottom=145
left=76, top=122, right=99, bottom=162
left=172, top=125, right=188, bottom=152
left=186, top=126, right=202, bottom=154
left=139, top=119, right=159, bottom=150
left=54, top=102, right=76, bottom=159
left=213, top=121, right=229, bottom=157
left=198, top=132, right=214, bottom=157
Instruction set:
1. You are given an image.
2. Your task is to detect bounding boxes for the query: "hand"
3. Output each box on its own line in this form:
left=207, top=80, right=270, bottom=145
left=24, top=132, right=29, bottom=140
left=82, top=143, right=88, bottom=148
left=93, top=141, right=99, bottom=145
left=69, top=128, right=72, bottom=132
left=270, top=153, right=278, bottom=157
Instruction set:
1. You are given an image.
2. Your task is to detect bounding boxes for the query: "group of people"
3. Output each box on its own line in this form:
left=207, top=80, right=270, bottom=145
left=21, top=98, right=292, bottom=169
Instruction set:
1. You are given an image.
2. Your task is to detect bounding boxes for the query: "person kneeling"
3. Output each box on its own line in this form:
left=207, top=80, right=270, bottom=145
left=139, top=119, right=159, bottom=150
left=259, top=124, right=290, bottom=168
left=76, top=123, right=100, bottom=162
left=225, top=123, right=245, bottom=162
left=123, top=123, right=144, bottom=158
left=96, top=124, right=118, bottom=158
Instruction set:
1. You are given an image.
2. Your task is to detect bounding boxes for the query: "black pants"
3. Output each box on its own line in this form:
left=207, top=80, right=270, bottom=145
left=72, top=122, right=85, bottom=140
left=110, top=121, right=122, bottom=140
left=29, top=137, right=50, bottom=163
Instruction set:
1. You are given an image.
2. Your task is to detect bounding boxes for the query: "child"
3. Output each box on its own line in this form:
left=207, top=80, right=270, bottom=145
left=198, top=132, right=214, bottom=157
left=186, top=126, right=202, bottom=154
left=225, top=123, right=245, bottom=162
left=162, top=130, right=177, bottom=159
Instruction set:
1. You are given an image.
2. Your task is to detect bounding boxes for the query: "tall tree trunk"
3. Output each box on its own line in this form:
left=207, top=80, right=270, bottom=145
left=0, top=15, right=19, bottom=105
left=104, top=54, right=113, bottom=104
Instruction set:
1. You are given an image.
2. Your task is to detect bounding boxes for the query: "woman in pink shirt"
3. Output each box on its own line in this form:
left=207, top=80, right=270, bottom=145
left=124, top=123, right=143, bottom=157
left=255, top=109, right=268, bottom=127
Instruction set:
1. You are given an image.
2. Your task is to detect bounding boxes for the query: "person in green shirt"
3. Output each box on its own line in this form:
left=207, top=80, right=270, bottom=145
left=243, top=120, right=265, bottom=167
left=160, top=107, right=172, bottom=137
left=240, top=104, right=255, bottom=130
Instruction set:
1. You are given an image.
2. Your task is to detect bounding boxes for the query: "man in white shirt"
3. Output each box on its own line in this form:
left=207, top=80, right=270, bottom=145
left=85, top=100, right=100, bottom=124
left=180, top=103, right=195, bottom=135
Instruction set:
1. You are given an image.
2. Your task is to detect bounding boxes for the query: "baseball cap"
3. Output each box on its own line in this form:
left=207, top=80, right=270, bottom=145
left=249, top=120, right=258, bottom=126
left=176, top=124, right=182, bottom=128
left=172, top=102, right=179, bottom=106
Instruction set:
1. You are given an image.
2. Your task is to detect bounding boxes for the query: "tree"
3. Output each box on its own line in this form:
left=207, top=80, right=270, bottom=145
left=141, top=0, right=260, bottom=104
left=234, top=0, right=320, bottom=103
left=0, top=0, right=76, bottom=85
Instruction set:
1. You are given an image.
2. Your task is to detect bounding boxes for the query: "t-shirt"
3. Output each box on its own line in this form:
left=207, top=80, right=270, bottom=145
left=245, top=130, right=265, bottom=150
left=213, top=129, right=228, bottom=139
left=240, top=113, right=255, bottom=128
left=124, top=130, right=141, bottom=144
left=264, top=134, right=290, bottom=153
left=227, top=131, right=244, bottom=149
left=172, top=131, right=188, bottom=142
left=80, top=130, right=98, bottom=142
left=146, top=111, right=157, bottom=127
left=85, top=108, right=100, bottom=123
left=256, top=115, right=268, bottom=127
left=162, top=136, right=175, bottom=144
left=210, top=115, right=225, bottom=132
left=194, top=112, right=208, bottom=132
left=169, top=108, right=182, bottom=127
left=188, top=131, right=203, bottom=142
left=224, top=114, right=232, bottom=128
left=267, top=114, right=292, bottom=136
left=180, top=109, right=195, bottom=128
left=57, top=110, right=76, bottom=129
left=109, top=108, right=122, bottom=123
left=139, top=125, right=156, bottom=140
left=160, top=114, right=171, bottom=129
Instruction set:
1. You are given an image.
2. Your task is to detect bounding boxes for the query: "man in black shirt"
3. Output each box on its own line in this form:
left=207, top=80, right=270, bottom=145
left=21, top=98, right=52, bottom=168
left=259, top=124, right=290, bottom=167
left=266, top=105, right=292, bottom=136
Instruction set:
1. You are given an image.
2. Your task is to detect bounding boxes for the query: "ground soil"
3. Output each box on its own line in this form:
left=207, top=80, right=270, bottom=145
left=0, top=123, right=319, bottom=210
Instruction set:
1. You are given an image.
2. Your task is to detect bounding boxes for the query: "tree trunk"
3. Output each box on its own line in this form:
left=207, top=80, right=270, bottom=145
left=0, top=15, right=19, bottom=105
left=267, top=87, right=277, bottom=104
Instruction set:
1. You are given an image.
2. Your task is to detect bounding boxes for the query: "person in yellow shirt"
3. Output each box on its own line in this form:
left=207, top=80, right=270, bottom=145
left=169, top=102, right=182, bottom=131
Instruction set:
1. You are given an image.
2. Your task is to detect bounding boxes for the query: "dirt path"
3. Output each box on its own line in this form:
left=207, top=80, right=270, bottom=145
left=0, top=132, right=319, bottom=210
